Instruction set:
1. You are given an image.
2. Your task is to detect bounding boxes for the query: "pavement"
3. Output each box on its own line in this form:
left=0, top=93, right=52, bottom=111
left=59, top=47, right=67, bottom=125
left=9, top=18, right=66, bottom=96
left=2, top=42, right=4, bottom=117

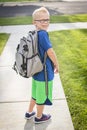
left=0, top=1, right=87, bottom=17
left=0, top=22, right=87, bottom=130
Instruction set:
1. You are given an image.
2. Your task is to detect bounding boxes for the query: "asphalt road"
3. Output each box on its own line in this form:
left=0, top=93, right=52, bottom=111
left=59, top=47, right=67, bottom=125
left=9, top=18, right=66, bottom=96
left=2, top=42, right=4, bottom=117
left=0, top=1, right=87, bottom=17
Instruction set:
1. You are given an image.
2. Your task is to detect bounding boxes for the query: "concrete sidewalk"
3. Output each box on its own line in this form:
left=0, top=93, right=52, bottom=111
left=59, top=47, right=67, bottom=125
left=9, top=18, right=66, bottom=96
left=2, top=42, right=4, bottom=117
left=1, top=22, right=86, bottom=130
left=0, top=22, right=87, bottom=34
left=1, top=0, right=87, bottom=6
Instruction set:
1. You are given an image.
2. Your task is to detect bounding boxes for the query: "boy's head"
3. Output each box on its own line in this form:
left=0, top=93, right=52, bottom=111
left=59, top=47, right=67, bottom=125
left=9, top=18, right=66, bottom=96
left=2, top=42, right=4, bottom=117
left=32, top=7, right=50, bottom=31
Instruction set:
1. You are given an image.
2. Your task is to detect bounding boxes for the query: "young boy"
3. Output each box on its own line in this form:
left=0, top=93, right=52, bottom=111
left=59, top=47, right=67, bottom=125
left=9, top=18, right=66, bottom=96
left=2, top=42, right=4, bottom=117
left=25, top=7, right=58, bottom=123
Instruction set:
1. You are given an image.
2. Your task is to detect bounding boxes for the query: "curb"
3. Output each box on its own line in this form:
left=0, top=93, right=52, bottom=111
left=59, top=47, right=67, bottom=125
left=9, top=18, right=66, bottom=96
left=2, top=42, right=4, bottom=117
left=0, top=0, right=87, bottom=6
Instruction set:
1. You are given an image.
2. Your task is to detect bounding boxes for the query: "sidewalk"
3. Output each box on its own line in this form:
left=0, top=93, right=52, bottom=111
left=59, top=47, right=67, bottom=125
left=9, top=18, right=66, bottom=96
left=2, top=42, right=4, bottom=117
left=1, top=22, right=87, bottom=130
left=0, top=22, right=87, bottom=35
left=0, top=0, right=87, bottom=6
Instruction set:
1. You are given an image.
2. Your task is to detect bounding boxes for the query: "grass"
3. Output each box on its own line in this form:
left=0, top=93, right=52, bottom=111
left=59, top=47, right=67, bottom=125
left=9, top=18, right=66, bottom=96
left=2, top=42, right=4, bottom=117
left=0, top=33, right=10, bottom=55
left=0, top=14, right=87, bottom=26
left=49, top=29, right=87, bottom=130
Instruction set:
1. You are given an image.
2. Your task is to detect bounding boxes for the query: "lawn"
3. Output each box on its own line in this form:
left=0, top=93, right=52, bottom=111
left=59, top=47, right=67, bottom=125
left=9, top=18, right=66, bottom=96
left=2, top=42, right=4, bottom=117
left=0, top=14, right=87, bottom=25
left=49, top=29, right=87, bottom=130
left=0, top=33, right=10, bottom=55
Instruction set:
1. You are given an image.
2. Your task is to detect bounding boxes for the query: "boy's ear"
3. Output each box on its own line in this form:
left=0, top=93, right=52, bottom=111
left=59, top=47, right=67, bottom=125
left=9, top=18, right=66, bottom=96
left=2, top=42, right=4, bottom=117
left=33, top=20, right=36, bottom=25
left=32, top=20, right=35, bottom=25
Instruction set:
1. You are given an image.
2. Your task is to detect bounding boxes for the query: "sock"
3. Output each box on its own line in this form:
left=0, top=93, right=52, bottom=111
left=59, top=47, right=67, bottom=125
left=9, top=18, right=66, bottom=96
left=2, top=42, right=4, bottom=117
left=36, top=115, right=42, bottom=119
left=27, top=111, right=33, bottom=114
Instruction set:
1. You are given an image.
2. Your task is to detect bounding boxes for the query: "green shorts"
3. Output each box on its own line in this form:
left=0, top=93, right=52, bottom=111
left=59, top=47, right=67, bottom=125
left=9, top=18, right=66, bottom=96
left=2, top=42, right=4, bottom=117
left=32, top=79, right=53, bottom=105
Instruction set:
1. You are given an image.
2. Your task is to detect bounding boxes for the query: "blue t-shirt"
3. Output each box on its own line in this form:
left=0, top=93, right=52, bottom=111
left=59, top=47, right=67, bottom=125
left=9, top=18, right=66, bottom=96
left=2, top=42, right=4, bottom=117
left=33, top=30, right=54, bottom=81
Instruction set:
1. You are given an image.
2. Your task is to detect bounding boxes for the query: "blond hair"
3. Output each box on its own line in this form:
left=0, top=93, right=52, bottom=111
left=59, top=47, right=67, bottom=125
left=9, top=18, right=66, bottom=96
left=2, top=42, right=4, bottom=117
left=32, top=7, right=50, bottom=20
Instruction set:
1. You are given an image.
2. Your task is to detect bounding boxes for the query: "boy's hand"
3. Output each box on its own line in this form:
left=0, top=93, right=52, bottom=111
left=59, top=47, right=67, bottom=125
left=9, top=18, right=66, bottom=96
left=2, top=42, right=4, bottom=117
left=54, top=64, right=59, bottom=73
left=47, top=48, right=59, bottom=73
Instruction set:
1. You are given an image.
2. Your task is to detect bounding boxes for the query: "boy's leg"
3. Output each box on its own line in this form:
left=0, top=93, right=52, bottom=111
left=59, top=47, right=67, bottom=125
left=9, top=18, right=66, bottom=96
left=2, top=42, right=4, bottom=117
left=36, top=105, right=44, bottom=118
left=28, top=98, right=36, bottom=113
left=25, top=98, right=36, bottom=119
left=25, top=78, right=36, bottom=119
left=27, top=78, right=36, bottom=113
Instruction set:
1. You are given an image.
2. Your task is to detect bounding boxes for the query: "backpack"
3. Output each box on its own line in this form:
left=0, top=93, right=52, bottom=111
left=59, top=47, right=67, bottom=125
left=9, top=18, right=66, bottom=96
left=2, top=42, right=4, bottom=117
left=13, top=30, right=46, bottom=78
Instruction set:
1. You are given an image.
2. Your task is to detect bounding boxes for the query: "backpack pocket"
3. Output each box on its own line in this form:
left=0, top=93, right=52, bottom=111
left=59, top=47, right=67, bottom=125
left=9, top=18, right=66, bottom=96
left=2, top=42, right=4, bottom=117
left=27, top=54, right=43, bottom=77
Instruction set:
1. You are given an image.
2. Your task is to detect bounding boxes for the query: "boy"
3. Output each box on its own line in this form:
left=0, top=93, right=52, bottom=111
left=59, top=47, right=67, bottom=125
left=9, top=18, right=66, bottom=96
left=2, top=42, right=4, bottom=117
left=25, top=7, right=58, bottom=123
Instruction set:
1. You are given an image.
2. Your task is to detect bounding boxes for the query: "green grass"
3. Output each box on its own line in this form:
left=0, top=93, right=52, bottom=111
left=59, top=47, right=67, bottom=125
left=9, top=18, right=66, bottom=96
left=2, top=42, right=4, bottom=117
left=50, top=14, right=87, bottom=23
left=0, top=14, right=87, bottom=26
left=0, top=16, right=33, bottom=26
left=0, top=33, right=10, bottom=55
left=49, top=29, right=87, bottom=130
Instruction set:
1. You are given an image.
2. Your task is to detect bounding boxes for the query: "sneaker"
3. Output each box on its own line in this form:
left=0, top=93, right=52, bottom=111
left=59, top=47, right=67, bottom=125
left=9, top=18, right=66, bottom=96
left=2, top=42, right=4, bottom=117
left=34, top=114, right=51, bottom=123
left=25, top=111, right=36, bottom=119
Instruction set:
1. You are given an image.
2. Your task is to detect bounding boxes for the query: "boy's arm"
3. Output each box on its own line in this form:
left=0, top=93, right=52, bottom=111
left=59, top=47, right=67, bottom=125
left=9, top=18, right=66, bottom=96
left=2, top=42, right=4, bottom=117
left=47, top=48, right=59, bottom=73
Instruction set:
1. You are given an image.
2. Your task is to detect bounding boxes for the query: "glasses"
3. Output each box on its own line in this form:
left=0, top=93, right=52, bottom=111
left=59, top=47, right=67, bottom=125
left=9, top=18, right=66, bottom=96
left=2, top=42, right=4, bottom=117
left=35, top=19, right=50, bottom=23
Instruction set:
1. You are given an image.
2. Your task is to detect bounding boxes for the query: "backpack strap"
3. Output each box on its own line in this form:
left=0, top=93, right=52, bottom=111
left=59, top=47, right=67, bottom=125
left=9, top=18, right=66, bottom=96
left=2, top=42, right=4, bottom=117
left=43, top=52, right=48, bottom=97
left=12, top=62, right=18, bottom=74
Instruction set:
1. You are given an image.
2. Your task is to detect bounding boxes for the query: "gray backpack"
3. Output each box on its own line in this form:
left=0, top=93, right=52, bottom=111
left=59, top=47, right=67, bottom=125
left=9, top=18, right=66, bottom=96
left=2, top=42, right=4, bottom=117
left=13, top=30, right=46, bottom=78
